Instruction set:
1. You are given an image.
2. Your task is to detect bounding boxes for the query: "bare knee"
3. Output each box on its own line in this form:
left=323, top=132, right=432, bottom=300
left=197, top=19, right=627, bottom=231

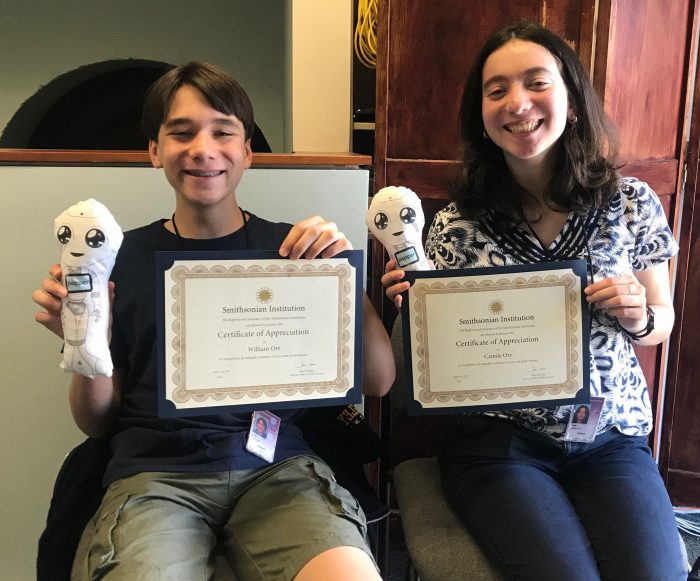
left=294, top=546, right=380, bottom=581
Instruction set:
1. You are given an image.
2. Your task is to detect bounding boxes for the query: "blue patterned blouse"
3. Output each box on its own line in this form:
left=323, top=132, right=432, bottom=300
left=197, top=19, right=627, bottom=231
left=425, top=178, right=678, bottom=438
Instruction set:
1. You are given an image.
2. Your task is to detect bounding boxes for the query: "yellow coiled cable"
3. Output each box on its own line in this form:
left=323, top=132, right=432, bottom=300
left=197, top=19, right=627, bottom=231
left=354, top=0, right=378, bottom=68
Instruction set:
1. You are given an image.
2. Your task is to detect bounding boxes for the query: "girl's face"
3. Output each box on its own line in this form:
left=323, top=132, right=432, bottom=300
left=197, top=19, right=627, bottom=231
left=576, top=407, right=587, bottom=421
left=481, top=39, right=572, bottom=174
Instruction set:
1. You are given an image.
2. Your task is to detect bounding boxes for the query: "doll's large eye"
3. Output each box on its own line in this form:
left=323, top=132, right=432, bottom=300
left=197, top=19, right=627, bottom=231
left=374, top=212, right=389, bottom=230
left=85, top=228, right=106, bottom=248
left=400, top=206, right=417, bottom=224
left=57, top=225, right=72, bottom=244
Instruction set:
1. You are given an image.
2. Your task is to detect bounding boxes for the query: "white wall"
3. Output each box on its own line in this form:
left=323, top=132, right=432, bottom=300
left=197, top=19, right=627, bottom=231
left=0, top=164, right=368, bottom=580
left=291, top=0, right=353, bottom=152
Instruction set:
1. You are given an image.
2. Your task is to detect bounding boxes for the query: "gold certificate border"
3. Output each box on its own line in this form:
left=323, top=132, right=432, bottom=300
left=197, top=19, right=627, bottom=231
left=167, top=262, right=354, bottom=405
left=412, top=272, right=581, bottom=405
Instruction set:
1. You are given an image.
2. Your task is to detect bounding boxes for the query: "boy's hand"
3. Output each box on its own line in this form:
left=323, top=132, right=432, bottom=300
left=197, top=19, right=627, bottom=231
left=279, top=215, right=351, bottom=259
left=32, top=264, right=67, bottom=339
left=32, top=264, right=115, bottom=339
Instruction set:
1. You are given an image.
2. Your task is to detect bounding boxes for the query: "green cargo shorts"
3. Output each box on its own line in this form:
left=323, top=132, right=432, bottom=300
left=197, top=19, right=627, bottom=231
left=72, top=455, right=374, bottom=580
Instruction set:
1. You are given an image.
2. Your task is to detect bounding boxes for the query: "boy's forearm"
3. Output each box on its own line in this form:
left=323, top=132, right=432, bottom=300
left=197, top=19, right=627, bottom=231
left=361, top=295, right=395, bottom=397
left=69, top=371, right=121, bottom=438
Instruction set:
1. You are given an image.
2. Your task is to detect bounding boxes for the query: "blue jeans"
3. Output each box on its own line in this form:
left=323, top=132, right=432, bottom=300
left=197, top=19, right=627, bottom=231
left=440, top=416, right=687, bottom=580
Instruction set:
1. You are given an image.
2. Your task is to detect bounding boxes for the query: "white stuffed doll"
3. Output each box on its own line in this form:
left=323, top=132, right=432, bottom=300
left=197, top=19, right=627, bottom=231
left=55, top=199, right=123, bottom=378
left=366, top=186, right=429, bottom=271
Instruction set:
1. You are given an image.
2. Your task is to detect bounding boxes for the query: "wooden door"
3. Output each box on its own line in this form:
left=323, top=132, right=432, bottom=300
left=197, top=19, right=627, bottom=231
left=375, top=0, right=583, bottom=196
left=372, top=0, right=583, bottom=320
left=372, top=0, right=699, bottom=495
left=588, top=1, right=696, bottom=447
left=660, top=0, right=700, bottom=505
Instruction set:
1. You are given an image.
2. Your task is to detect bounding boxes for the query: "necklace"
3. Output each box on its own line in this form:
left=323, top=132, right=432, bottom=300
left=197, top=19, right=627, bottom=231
left=170, top=207, right=249, bottom=250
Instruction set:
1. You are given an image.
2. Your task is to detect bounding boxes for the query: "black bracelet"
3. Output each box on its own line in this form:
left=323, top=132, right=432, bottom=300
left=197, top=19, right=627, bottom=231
left=620, top=305, right=655, bottom=340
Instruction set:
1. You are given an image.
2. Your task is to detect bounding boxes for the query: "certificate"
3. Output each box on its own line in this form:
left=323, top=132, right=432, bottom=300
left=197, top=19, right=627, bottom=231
left=402, top=261, right=590, bottom=414
left=156, top=250, right=363, bottom=417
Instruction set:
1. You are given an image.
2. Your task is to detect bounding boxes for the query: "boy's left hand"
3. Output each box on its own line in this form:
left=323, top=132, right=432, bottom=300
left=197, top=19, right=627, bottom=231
left=279, top=215, right=351, bottom=259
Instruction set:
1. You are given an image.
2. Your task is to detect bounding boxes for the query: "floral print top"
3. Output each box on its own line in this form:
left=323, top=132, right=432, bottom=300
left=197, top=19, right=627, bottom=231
left=425, top=178, right=678, bottom=438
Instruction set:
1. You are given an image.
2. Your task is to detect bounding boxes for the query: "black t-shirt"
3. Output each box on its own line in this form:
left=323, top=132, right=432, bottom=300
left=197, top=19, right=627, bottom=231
left=105, top=214, right=313, bottom=486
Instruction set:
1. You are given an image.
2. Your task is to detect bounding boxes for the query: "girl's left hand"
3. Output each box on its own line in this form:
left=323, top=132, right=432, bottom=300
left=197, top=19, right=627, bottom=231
left=584, top=274, right=649, bottom=333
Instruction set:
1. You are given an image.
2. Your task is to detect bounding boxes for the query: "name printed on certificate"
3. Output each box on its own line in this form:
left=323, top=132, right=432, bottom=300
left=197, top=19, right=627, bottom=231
left=156, top=251, right=363, bottom=417
left=403, top=261, right=590, bottom=414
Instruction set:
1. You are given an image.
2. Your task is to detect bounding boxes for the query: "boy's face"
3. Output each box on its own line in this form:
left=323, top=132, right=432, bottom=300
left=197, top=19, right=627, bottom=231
left=148, top=84, right=253, bottom=210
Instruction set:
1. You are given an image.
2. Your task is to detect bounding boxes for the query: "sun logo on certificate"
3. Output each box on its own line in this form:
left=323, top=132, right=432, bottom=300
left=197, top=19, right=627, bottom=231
left=488, top=299, right=504, bottom=315
left=256, top=287, right=274, bottom=303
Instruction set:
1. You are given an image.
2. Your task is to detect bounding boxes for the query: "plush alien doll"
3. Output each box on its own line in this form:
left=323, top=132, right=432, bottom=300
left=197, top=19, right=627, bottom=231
left=366, top=185, right=430, bottom=271
left=55, top=199, right=123, bottom=378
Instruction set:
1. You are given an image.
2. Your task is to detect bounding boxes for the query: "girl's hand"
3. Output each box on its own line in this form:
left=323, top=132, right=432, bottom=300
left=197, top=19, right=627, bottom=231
left=381, top=259, right=409, bottom=310
left=381, top=258, right=434, bottom=310
left=584, top=273, right=648, bottom=333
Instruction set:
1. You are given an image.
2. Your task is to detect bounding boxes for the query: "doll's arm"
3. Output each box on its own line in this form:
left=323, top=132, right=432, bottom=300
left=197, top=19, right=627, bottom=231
left=89, top=267, right=101, bottom=321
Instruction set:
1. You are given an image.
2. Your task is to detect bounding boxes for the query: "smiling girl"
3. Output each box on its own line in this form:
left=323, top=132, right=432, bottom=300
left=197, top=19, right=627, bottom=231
left=383, top=21, right=686, bottom=579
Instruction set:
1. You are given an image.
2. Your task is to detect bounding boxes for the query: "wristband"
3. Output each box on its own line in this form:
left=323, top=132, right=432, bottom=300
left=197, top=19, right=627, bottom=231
left=620, top=305, right=655, bottom=340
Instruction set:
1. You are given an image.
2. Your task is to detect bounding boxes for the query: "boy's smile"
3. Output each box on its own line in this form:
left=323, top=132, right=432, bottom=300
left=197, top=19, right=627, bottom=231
left=148, top=84, right=253, bottom=215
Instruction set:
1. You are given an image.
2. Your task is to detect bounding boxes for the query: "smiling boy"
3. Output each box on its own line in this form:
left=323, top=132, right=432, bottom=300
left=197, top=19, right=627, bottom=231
left=33, top=62, right=393, bottom=580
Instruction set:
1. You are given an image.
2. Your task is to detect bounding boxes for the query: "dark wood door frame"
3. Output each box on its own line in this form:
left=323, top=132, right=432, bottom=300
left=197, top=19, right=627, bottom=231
left=659, top=0, right=700, bottom=506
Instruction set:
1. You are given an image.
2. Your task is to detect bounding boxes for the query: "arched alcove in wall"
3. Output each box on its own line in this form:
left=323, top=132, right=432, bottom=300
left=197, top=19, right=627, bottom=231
left=0, top=58, right=271, bottom=151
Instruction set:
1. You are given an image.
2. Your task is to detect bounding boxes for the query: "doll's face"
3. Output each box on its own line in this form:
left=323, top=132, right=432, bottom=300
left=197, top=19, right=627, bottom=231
left=55, top=199, right=123, bottom=268
left=366, top=186, right=425, bottom=246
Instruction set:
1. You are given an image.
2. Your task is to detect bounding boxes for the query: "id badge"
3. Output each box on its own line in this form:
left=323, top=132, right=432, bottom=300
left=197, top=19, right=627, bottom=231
left=563, top=397, right=605, bottom=443
left=246, top=410, right=280, bottom=463
left=395, top=245, right=420, bottom=268
left=65, top=272, right=93, bottom=293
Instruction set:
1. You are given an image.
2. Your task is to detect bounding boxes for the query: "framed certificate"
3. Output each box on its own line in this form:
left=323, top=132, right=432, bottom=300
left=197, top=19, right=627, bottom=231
left=155, top=250, right=363, bottom=417
left=401, top=260, right=590, bottom=414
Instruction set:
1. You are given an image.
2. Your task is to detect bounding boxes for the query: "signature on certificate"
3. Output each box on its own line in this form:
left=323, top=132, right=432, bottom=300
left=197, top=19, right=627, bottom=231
left=524, top=365, right=553, bottom=381
left=296, top=360, right=318, bottom=369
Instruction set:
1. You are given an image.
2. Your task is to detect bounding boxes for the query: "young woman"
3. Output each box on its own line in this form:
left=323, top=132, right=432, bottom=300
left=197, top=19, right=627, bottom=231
left=383, top=21, right=687, bottom=580
left=573, top=405, right=590, bottom=424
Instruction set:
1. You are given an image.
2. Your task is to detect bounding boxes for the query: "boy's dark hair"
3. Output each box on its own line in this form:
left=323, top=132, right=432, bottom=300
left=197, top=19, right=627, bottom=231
left=140, top=62, right=254, bottom=142
left=453, top=21, right=620, bottom=228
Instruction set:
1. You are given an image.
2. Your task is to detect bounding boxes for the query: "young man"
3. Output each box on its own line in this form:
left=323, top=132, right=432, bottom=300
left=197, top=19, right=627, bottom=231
left=32, top=62, right=394, bottom=580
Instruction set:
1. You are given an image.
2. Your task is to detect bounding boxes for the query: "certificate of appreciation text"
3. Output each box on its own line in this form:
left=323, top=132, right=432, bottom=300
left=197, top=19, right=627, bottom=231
left=156, top=251, right=363, bottom=417
left=402, top=261, right=590, bottom=413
